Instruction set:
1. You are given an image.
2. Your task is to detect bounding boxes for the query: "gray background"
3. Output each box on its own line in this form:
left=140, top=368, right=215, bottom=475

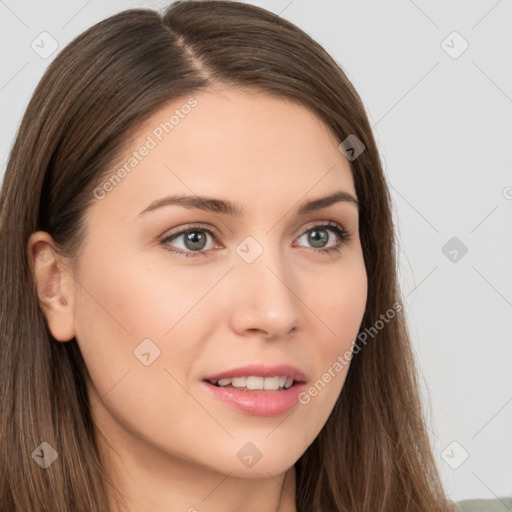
left=1, top=0, right=511, bottom=502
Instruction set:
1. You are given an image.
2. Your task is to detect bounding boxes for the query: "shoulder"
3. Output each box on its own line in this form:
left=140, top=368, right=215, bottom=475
left=456, top=497, right=512, bottom=511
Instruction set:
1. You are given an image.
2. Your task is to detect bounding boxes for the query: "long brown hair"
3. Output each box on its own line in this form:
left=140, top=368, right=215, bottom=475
left=0, top=1, right=458, bottom=510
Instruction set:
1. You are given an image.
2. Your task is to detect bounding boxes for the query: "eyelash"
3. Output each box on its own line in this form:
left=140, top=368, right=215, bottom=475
left=160, top=221, right=352, bottom=258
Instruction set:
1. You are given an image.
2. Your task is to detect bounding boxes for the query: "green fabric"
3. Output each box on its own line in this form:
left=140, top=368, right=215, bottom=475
left=456, top=497, right=512, bottom=511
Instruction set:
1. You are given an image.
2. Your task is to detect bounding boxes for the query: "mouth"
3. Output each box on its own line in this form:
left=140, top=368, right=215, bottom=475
left=202, top=363, right=307, bottom=389
left=204, top=375, right=300, bottom=392
left=200, top=364, right=308, bottom=415
left=201, top=376, right=308, bottom=417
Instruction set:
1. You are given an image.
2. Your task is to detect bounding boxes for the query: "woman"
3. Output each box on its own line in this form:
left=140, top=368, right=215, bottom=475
left=0, top=1, right=494, bottom=510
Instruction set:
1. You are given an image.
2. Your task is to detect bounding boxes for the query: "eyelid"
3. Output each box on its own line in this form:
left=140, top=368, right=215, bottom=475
left=162, top=223, right=221, bottom=241
left=297, top=219, right=347, bottom=236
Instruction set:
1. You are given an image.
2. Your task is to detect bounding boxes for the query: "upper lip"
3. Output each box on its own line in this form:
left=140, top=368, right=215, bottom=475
left=203, top=364, right=307, bottom=383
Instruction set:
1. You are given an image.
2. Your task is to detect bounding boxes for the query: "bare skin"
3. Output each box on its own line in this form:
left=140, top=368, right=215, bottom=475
left=28, top=85, right=368, bottom=512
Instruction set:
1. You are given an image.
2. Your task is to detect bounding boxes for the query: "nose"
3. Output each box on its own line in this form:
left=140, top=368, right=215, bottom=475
left=228, top=243, right=301, bottom=340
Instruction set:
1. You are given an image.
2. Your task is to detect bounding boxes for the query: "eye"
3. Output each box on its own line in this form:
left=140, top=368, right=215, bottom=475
left=293, top=222, right=351, bottom=254
left=161, top=225, right=217, bottom=258
left=160, top=221, right=351, bottom=258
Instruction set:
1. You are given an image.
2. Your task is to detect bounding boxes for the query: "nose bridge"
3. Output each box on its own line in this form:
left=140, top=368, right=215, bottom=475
left=229, top=235, right=300, bottom=336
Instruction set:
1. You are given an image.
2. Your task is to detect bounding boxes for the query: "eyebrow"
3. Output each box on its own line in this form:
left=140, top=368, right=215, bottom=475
left=138, top=190, right=359, bottom=217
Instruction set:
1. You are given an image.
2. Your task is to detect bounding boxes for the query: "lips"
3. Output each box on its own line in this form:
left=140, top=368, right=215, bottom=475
left=202, top=363, right=307, bottom=385
left=201, top=378, right=308, bottom=416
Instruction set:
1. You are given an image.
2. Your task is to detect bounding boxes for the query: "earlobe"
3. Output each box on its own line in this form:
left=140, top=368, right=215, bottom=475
left=27, top=231, right=76, bottom=342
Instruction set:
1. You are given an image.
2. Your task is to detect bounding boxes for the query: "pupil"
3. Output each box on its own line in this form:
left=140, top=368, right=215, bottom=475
left=309, top=228, right=328, bottom=248
left=184, top=230, right=207, bottom=250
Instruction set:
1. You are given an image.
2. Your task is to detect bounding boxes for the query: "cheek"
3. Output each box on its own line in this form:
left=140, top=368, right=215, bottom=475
left=75, top=250, right=220, bottom=339
left=302, top=258, right=367, bottom=400
left=72, top=257, right=215, bottom=445
left=299, top=256, right=367, bottom=409
left=309, top=255, right=367, bottom=346
left=72, top=252, right=226, bottom=392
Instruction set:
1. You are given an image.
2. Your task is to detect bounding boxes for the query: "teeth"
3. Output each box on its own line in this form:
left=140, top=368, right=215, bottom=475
left=213, top=376, right=295, bottom=390
left=233, top=377, right=247, bottom=388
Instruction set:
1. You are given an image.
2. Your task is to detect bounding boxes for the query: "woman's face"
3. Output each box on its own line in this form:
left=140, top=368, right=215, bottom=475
left=33, top=86, right=367, bottom=479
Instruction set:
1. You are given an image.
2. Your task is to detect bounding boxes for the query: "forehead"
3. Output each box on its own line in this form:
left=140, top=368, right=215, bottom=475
left=91, top=86, right=355, bottom=220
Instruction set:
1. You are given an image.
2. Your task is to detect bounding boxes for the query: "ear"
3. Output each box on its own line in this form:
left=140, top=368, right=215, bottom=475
left=27, top=231, right=76, bottom=342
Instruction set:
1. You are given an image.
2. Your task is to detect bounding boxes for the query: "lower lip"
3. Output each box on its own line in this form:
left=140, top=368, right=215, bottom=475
left=201, top=381, right=307, bottom=417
